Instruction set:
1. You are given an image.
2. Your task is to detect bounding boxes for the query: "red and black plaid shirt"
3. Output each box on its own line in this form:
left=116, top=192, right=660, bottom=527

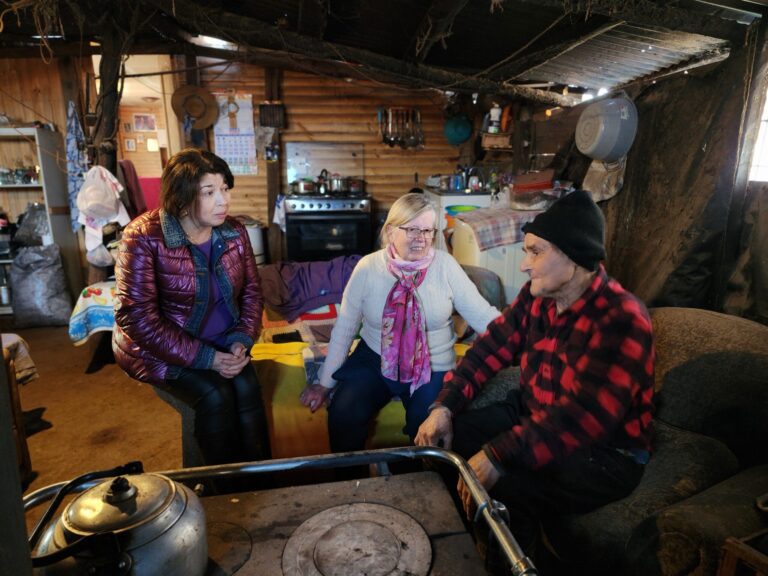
left=437, top=266, right=655, bottom=471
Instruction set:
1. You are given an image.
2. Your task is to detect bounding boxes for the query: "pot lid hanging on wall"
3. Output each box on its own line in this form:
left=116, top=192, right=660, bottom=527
left=171, top=85, right=219, bottom=130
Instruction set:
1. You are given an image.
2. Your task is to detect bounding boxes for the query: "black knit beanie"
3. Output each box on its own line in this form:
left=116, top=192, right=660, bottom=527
left=521, top=190, right=606, bottom=271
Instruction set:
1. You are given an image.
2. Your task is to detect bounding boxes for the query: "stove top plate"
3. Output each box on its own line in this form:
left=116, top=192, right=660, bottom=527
left=202, top=471, right=484, bottom=575
left=281, top=502, right=431, bottom=576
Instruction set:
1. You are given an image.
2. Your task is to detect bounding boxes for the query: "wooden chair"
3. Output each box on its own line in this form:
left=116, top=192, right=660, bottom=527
left=153, top=387, right=205, bottom=469
left=4, top=349, right=32, bottom=486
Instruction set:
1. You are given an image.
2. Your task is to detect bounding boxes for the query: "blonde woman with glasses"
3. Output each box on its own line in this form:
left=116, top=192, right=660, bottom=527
left=300, top=192, right=501, bottom=453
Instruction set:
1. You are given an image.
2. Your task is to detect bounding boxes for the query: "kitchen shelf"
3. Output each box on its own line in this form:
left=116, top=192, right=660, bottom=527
left=0, top=127, right=83, bottom=302
left=481, top=132, right=513, bottom=150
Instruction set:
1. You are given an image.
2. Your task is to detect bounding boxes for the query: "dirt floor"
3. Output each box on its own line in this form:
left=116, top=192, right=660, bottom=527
left=9, top=325, right=181, bottom=503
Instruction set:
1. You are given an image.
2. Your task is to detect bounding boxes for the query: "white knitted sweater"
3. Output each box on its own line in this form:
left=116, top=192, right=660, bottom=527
left=318, top=249, right=501, bottom=388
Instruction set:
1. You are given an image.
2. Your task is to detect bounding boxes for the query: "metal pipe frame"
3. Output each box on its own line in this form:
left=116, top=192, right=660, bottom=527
left=24, top=446, right=537, bottom=576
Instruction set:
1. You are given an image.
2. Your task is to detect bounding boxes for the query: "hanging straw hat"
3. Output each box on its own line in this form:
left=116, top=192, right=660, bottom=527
left=171, top=85, right=219, bottom=129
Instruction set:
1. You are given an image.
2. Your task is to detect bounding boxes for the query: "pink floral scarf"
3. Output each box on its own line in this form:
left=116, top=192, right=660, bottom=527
left=381, top=243, right=434, bottom=393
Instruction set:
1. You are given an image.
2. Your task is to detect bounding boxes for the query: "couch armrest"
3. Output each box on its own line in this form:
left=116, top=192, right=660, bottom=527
left=626, top=464, right=768, bottom=576
left=552, top=420, right=739, bottom=573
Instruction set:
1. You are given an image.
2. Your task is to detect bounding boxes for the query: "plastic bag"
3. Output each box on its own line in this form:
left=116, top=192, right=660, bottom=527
left=14, top=202, right=50, bottom=246
left=10, top=245, right=72, bottom=328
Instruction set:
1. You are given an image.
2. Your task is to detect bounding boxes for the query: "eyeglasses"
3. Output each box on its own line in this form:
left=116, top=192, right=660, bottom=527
left=398, top=226, right=437, bottom=239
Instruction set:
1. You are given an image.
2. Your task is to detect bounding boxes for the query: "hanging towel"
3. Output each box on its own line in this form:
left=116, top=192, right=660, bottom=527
left=66, top=100, right=89, bottom=232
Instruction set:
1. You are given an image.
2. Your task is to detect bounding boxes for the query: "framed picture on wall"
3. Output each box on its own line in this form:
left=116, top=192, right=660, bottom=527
left=133, top=113, right=157, bottom=132
left=123, top=122, right=132, bottom=133
left=124, top=139, right=136, bottom=152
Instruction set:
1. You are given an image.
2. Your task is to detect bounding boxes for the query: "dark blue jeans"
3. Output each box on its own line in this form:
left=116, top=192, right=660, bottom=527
left=327, top=340, right=446, bottom=452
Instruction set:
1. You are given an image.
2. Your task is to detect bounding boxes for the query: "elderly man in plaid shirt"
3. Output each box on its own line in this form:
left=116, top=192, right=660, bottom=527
left=416, top=190, right=655, bottom=558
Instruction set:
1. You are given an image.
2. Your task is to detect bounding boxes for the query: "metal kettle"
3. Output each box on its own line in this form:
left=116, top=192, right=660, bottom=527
left=317, top=168, right=329, bottom=195
left=31, top=463, right=207, bottom=576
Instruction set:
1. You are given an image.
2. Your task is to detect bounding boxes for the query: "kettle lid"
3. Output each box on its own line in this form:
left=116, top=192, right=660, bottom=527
left=63, top=474, right=178, bottom=535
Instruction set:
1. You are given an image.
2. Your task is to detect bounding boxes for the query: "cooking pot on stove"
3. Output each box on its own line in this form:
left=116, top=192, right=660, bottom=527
left=293, top=178, right=315, bottom=194
left=32, top=469, right=207, bottom=576
left=329, top=173, right=348, bottom=193
left=348, top=177, right=365, bottom=194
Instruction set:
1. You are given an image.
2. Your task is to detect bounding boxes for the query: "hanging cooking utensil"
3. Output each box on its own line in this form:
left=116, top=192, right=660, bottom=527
left=415, top=110, right=425, bottom=149
left=399, top=109, right=409, bottom=149
left=386, top=108, right=395, bottom=147
left=395, top=109, right=405, bottom=148
left=406, top=109, right=419, bottom=149
left=377, top=107, right=385, bottom=140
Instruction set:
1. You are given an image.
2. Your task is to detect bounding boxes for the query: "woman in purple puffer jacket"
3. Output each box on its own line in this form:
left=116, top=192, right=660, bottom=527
left=113, top=149, right=270, bottom=467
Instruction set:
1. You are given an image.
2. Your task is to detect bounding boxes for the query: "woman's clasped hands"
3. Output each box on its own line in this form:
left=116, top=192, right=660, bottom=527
left=213, top=342, right=251, bottom=378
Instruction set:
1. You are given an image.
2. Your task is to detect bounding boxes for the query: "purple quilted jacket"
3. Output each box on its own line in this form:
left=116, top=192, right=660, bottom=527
left=112, top=209, right=263, bottom=385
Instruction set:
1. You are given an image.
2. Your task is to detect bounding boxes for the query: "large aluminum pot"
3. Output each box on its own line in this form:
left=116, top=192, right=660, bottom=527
left=329, top=173, right=348, bottom=193
left=575, top=96, right=638, bottom=162
left=34, top=473, right=207, bottom=576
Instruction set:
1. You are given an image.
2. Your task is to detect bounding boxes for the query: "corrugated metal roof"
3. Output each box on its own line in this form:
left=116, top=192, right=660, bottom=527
left=515, top=23, right=730, bottom=91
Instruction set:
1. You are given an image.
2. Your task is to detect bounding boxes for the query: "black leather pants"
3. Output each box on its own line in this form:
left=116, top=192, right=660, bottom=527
left=162, top=363, right=271, bottom=466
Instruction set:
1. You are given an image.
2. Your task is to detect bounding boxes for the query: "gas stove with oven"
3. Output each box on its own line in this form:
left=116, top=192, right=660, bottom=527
left=284, top=193, right=373, bottom=261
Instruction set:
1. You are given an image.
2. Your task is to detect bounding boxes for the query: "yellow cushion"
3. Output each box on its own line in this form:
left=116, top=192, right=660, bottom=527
left=251, top=342, right=469, bottom=458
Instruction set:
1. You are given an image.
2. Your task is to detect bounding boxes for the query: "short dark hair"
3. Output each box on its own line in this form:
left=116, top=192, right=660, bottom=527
left=161, top=148, right=234, bottom=217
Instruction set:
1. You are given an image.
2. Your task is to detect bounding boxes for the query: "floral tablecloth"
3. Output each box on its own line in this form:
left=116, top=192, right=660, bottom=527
left=68, top=280, right=117, bottom=346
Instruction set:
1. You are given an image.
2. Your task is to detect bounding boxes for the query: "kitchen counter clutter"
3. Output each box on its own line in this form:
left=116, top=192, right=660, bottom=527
left=424, top=187, right=493, bottom=250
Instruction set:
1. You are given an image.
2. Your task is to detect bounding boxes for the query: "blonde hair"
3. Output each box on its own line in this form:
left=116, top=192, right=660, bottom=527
left=380, top=193, right=437, bottom=246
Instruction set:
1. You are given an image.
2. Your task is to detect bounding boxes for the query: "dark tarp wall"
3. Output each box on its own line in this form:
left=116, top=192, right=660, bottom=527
left=600, top=40, right=754, bottom=311
left=724, top=182, right=768, bottom=324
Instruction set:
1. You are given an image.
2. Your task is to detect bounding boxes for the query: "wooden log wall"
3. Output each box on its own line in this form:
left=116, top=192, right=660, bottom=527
left=118, top=104, right=165, bottom=177
left=199, top=61, right=460, bottom=222
left=199, top=61, right=266, bottom=221
left=0, top=58, right=68, bottom=221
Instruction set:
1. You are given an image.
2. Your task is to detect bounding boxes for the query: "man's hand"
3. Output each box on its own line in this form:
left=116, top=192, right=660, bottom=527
left=414, top=406, right=453, bottom=449
left=213, top=348, right=250, bottom=378
left=300, top=384, right=332, bottom=413
left=457, top=450, right=501, bottom=520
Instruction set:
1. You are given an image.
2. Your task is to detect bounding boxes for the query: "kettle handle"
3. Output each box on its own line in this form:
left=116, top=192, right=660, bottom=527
left=31, top=531, right=125, bottom=569
left=28, top=461, right=144, bottom=551
left=319, top=168, right=328, bottom=180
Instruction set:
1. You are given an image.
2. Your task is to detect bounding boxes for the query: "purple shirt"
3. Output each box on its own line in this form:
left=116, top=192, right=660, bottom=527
left=195, top=238, right=234, bottom=349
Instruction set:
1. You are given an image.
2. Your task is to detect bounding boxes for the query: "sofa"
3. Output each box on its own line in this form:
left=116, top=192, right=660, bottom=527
left=546, top=307, right=768, bottom=575
left=156, top=263, right=506, bottom=464
left=157, top=291, right=768, bottom=575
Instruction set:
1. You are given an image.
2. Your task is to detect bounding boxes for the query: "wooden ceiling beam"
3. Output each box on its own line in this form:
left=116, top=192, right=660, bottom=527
left=410, top=0, right=471, bottom=62
left=511, top=0, right=747, bottom=42
left=297, top=0, right=329, bottom=38
left=141, top=0, right=576, bottom=106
